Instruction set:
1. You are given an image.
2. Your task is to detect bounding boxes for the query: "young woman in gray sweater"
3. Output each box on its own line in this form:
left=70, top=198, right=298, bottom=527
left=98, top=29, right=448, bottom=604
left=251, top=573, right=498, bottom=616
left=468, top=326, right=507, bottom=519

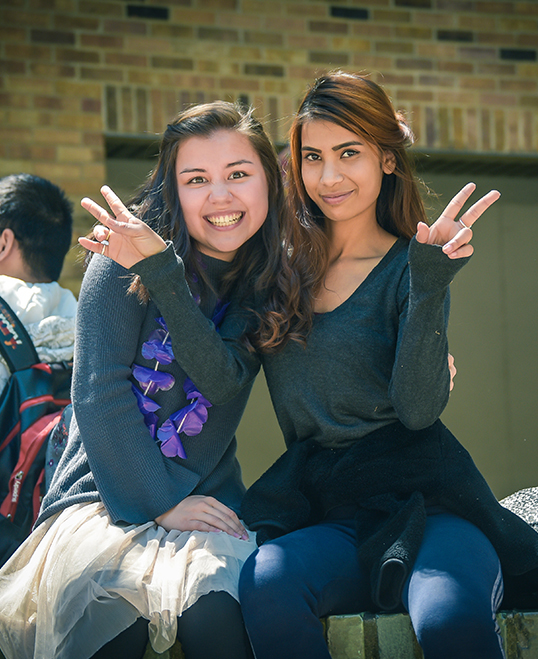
left=0, top=101, right=286, bottom=659
left=73, top=73, right=538, bottom=659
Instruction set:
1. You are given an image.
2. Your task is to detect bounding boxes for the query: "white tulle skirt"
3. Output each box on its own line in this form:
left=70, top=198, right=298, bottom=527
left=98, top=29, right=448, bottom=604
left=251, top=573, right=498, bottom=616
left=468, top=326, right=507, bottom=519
left=0, top=501, right=257, bottom=659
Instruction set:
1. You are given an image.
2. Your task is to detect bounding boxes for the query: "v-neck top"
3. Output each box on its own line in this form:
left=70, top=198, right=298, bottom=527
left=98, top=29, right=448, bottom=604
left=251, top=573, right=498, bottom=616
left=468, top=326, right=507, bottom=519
left=132, top=236, right=470, bottom=451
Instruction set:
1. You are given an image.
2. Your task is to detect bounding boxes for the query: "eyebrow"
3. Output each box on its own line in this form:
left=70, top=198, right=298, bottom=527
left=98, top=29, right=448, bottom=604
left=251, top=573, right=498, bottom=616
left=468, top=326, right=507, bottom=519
left=301, top=140, right=364, bottom=153
left=179, top=159, right=254, bottom=175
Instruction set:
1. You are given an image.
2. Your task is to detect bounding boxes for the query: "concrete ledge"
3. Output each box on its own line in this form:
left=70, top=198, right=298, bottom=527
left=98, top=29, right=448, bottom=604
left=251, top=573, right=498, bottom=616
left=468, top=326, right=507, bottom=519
left=141, top=611, right=538, bottom=658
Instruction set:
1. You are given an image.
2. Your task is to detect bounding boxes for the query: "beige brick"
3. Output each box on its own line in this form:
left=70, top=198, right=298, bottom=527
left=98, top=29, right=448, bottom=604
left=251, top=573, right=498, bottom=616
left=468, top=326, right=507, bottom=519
left=477, top=32, right=516, bottom=46
left=81, top=66, right=124, bottom=82
left=351, top=24, right=391, bottom=38
left=438, top=61, right=474, bottom=73
left=521, top=95, right=538, bottom=108
left=6, top=44, right=53, bottom=60
left=242, top=0, right=283, bottom=13
left=501, top=79, right=537, bottom=92
left=264, top=48, right=307, bottom=65
left=397, top=89, right=434, bottom=102
left=266, top=16, right=305, bottom=32
left=262, top=80, right=291, bottom=94
left=415, top=11, right=453, bottom=28
left=438, top=91, right=477, bottom=104
left=518, top=63, right=538, bottom=78
left=220, top=76, right=260, bottom=91
left=376, top=41, right=415, bottom=55
left=198, top=60, right=220, bottom=73
left=7, top=77, right=55, bottom=93
left=1, top=9, right=51, bottom=28
left=55, top=81, right=102, bottom=98
left=54, top=14, right=99, bottom=30
left=34, top=162, right=83, bottom=180
left=30, top=63, right=76, bottom=78
left=105, top=53, right=148, bottom=67
left=480, top=92, right=518, bottom=106
left=78, top=1, right=122, bottom=17
left=81, top=34, right=124, bottom=49
left=34, top=127, right=81, bottom=144
left=478, top=63, right=516, bottom=75
left=0, top=26, right=26, bottom=42
left=460, top=76, right=496, bottom=90
left=289, top=35, right=329, bottom=50
left=30, top=0, right=76, bottom=11
left=0, top=160, right=39, bottom=177
left=373, top=9, right=411, bottom=23
left=418, top=74, right=455, bottom=87
left=352, top=54, right=393, bottom=69
left=245, top=30, right=283, bottom=46
left=150, top=24, right=194, bottom=40
left=56, top=48, right=101, bottom=64
left=332, top=38, right=371, bottom=53
left=499, top=18, right=538, bottom=31
left=287, top=3, right=325, bottom=17
left=218, top=12, right=261, bottom=29
left=169, top=8, right=216, bottom=24
left=229, top=46, right=262, bottom=60
left=55, top=113, right=103, bottom=130
left=0, top=92, right=31, bottom=109
left=57, top=145, right=100, bottom=162
left=289, top=64, right=330, bottom=81
left=395, top=26, right=432, bottom=40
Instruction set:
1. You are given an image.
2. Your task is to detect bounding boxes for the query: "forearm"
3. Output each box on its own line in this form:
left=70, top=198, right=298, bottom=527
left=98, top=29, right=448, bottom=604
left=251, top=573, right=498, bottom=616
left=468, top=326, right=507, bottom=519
left=390, top=238, right=470, bottom=429
left=132, top=244, right=261, bottom=404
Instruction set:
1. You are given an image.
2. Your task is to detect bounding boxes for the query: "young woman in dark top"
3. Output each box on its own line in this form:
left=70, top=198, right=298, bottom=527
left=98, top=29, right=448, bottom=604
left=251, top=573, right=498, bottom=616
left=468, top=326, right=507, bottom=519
left=73, top=73, right=538, bottom=659
left=0, top=101, right=287, bottom=659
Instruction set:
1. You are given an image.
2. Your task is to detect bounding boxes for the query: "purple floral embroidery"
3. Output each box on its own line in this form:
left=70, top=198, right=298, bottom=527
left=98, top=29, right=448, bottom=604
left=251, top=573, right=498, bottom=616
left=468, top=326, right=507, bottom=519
left=131, top=302, right=227, bottom=459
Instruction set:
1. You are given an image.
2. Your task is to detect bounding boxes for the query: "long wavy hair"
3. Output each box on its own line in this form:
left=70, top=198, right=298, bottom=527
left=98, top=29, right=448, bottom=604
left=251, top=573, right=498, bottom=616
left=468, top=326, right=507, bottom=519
left=126, top=101, right=285, bottom=305
left=255, top=71, right=428, bottom=352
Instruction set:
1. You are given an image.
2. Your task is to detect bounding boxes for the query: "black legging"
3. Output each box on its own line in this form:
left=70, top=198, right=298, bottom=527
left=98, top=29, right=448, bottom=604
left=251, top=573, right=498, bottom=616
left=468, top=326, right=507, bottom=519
left=91, top=591, right=253, bottom=659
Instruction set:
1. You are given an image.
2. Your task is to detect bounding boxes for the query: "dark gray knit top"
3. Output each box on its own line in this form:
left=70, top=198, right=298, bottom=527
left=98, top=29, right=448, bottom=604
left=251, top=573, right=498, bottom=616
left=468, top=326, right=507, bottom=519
left=131, top=237, right=468, bottom=451
left=37, top=252, right=252, bottom=527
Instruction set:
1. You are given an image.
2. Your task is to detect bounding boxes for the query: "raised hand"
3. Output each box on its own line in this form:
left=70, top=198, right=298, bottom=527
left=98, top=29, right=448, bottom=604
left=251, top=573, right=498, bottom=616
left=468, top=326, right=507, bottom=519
left=155, top=495, right=250, bottom=539
left=79, top=185, right=167, bottom=270
left=415, top=182, right=500, bottom=259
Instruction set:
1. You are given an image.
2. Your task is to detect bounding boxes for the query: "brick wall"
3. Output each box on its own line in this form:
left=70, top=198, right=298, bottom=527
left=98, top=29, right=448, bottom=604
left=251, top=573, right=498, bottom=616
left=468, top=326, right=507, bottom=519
left=1, top=0, right=537, bottom=228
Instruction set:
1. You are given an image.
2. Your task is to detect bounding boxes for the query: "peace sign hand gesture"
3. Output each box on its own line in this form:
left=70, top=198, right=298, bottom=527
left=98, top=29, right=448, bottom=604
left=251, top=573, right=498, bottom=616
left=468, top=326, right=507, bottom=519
left=79, top=185, right=167, bottom=270
left=415, top=182, right=500, bottom=259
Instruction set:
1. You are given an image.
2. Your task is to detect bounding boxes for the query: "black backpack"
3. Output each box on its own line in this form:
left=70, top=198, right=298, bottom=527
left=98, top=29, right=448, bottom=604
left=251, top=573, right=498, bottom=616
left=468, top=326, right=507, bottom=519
left=0, top=295, right=72, bottom=567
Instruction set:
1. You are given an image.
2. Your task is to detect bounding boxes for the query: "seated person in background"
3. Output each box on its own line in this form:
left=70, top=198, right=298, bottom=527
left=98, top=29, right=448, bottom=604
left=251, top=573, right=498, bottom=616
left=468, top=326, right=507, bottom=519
left=0, top=173, right=77, bottom=394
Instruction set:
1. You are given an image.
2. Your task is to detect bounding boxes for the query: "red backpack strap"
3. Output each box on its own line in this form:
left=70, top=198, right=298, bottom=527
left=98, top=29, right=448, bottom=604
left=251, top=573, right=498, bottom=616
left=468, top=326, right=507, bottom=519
left=0, top=411, right=61, bottom=520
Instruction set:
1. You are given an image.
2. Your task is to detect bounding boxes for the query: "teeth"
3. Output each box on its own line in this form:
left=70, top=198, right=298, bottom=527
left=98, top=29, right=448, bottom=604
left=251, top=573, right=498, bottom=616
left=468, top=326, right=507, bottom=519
left=206, top=212, right=243, bottom=227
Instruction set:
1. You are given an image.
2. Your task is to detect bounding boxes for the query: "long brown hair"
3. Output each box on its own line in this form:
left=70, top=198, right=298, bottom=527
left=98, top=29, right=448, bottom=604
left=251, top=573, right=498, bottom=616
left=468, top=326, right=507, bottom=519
left=256, top=71, right=427, bottom=352
left=127, top=101, right=285, bottom=303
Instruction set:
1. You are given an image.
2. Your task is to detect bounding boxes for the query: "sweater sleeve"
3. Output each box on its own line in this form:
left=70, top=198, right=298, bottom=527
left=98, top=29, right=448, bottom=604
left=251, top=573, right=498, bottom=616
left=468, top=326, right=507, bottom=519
left=73, top=255, right=204, bottom=524
left=389, top=237, right=470, bottom=430
left=131, top=244, right=261, bottom=405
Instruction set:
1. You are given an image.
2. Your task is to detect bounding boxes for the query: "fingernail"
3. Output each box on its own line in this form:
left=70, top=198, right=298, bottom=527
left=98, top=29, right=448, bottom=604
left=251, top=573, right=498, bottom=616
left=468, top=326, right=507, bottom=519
left=241, top=533, right=249, bottom=541
left=442, top=244, right=453, bottom=254
left=233, top=532, right=241, bottom=538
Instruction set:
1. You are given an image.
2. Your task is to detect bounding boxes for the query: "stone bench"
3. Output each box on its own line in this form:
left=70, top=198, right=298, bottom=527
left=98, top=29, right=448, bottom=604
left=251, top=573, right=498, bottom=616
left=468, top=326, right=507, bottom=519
left=142, top=610, right=538, bottom=659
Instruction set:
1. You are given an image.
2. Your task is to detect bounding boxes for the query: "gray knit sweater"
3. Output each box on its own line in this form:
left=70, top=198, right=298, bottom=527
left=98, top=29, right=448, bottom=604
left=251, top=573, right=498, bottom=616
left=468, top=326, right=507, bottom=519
left=37, top=252, right=252, bottom=527
left=132, top=238, right=468, bottom=450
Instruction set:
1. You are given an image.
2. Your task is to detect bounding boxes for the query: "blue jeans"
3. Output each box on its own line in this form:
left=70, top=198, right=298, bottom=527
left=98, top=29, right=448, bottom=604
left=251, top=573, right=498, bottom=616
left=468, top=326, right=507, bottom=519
left=239, top=512, right=505, bottom=659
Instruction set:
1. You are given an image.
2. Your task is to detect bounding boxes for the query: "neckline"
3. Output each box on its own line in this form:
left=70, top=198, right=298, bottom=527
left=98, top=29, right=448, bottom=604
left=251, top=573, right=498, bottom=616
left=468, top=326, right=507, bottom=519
left=314, top=237, right=408, bottom=318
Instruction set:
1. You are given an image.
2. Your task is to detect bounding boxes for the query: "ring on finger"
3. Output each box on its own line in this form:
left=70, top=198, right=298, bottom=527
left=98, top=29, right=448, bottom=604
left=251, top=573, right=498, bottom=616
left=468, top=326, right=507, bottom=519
left=100, top=228, right=111, bottom=255
left=459, top=218, right=470, bottom=230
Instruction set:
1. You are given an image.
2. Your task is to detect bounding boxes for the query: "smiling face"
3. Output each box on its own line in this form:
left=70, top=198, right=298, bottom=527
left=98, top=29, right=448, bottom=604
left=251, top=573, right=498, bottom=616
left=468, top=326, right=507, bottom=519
left=300, top=120, right=394, bottom=230
left=175, top=129, right=269, bottom=261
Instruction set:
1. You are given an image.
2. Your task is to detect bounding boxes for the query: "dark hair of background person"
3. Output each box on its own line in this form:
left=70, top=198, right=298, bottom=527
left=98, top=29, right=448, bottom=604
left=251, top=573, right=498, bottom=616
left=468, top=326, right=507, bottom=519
left=0, top=173, right=74, bottom=282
